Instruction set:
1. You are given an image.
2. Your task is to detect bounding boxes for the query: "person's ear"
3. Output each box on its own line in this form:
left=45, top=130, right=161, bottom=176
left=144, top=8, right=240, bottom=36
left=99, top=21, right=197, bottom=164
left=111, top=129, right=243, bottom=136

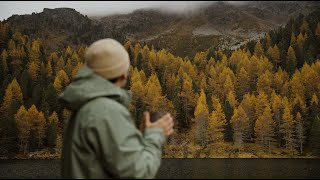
left=119, top=74, right=128, bottom=88
left=120, top=74, right=127, bottom=81
left=122, top=73, right=129, bottom=80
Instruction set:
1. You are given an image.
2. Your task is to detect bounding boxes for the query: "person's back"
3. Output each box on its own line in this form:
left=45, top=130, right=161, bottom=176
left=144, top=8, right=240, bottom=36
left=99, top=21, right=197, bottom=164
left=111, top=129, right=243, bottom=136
left=60, top=39, right=174, bottom=179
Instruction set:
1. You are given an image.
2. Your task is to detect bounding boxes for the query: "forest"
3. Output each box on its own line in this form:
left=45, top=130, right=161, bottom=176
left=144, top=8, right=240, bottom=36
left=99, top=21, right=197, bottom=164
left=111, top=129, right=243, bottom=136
left=0, top=10, right=320, bottom=158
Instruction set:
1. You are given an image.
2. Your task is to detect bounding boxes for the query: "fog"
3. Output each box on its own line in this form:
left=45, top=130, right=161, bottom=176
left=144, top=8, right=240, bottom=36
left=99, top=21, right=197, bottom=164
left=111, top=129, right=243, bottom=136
left=0, top=1, right=248, bottom=20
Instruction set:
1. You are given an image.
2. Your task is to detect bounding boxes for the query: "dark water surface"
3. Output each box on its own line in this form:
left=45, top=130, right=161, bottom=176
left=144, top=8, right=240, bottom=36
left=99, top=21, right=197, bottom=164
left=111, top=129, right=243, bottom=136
left=0, top=159, right=319, bottom=179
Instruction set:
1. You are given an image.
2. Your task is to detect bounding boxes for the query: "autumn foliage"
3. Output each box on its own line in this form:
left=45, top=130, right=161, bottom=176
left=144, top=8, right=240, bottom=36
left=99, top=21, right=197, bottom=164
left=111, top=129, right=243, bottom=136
left=1, top=10, right=320, bottom=158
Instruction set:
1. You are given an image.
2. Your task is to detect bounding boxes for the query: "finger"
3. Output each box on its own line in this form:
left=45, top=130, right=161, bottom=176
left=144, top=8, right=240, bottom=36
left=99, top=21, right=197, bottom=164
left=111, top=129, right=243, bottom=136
left=165, top=121, right=174, bottom=129
left=164, top=120, right=174, bottom=130
left=164, top=125, right=174, bottom=133
left=164, top=118, right=174, bottom=128
left=169, top=128, right=174, bottom=135
left=154, top=116, right=167, bottom=126
left=144, top=111, right=150, bottom=125
left=164, top=126, right=173, bottom=134
left=162, top=115, right=172, bottom=124
left=161, top=113, right=171, bottom=121
left=165, top=128, right=174, bottom=136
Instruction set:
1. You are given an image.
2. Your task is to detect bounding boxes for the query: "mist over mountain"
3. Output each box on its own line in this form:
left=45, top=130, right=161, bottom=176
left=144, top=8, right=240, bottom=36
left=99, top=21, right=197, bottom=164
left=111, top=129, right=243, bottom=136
left=2, top=1, right=320, bottom=57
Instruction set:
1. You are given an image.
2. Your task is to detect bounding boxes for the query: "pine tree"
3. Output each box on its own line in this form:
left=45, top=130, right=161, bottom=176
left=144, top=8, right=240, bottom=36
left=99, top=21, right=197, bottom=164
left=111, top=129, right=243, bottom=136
left=236, top=67, right=250, bottom=100
left=271, top=91, right=283, bottom=147
left=71, top=52, right=80, bottom=63
left=178, top=73, right=196, bottom=129
left=273, top=68, right=288, bottom=95
left=46, top=59, right=53, bottom=77
left=129, top=68, right=145, bottom=127
left=231, top=106, right=249, bottom=152
left=64, top=46, right=73, bottom=60
left=255, top=105, right=275, bottom=153
left=227, top=91, right=238, bottom=109
left=1, top=49, right=9, bottom=77
left=27, top=61, right=39, bottom=81
left=28, top=40, right=41, bottom=66
left=29, top=105, right=46, bottom=149
left=255, top=91, right=269, bottom=124
left=199, top=75, right=207, bottom=93
left=281, top=101, right=296, bottom=154
left=123, top=41, right=132, bottom=51
left=290, top=32, right=297, bottom=46
left=297, top=33, right=305, bottom=48
left=0, top=23, right=11, bottom=50
left=295, top=112, right=305, bottom=154
left=194, top=89, right=209, bottom=147
left=55, top=55, right=65, bottom=73
left=309, top=116, right=320, bottom=155
left=144, top=73, right=163, bottom=112
left=15, top=105, right=31, bottom=153
left=209, top=102, right=226, bottom=143
left=53, top=70, right=70, bottom=93
left=240, top=94, right=256, bottom=141
left=36, top=112, right=46, bottom=148
left=272, top=44, right=281, bottom=69
left=286, top=46, right=297, bottom=76
left=0, top=99, right=20, bottom=157
left=64, top=58, right=73, bottom=76
left=77, top=46, right=86, bottom=61
left=8, top=39, right=24, bottom=74
left=257, top=71, right=273, bottom=97
left=265, top=33, right=272, bottom=49
left=1, top=78, right=23, bottom=111
left=71, top=62, right=82, bottom=78
left=290, top=70, right=305, bottom=105
left=223, top=99, right=234, bottom=142
left=300, top=19, right=309, bottom=34
left=254, top=40, right=264, bottom=58
left=300, top=64, right=318, bottom=102
left=306, top=94, right=319, bottom=149
left=211, top=95, right=220, bottom=111
left=46, top=111, right=58, bottom=149
left=223, top=75, right=235, bottom=98
left=0, top=79, right=22, bottom=157
left=53, top=77, right=62, bottom=94
left=165, top=73, right=177, bottom=100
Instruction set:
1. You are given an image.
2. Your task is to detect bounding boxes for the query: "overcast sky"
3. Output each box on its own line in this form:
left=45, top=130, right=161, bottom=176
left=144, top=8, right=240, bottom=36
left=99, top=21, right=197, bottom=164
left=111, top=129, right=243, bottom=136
left=0, top=1, right=235, bottom=20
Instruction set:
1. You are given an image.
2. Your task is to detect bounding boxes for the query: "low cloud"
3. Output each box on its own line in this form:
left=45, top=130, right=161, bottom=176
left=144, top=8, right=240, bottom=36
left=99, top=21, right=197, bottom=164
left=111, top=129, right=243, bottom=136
left=0, top=1, right=248, bottom=20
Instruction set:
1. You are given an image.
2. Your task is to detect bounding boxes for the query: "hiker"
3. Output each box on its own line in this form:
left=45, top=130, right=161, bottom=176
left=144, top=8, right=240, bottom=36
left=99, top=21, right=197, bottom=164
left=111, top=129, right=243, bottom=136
left=60, top=38, right=174, bottom=179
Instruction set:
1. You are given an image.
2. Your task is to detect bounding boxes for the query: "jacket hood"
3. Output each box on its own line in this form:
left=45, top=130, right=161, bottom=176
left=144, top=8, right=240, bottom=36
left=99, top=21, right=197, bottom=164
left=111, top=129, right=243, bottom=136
left=59, top=65, right=132, bottom=111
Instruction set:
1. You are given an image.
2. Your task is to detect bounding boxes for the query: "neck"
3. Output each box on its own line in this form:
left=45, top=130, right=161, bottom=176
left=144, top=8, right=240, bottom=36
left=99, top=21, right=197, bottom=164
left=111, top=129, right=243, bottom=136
left=114, top=81, right=123, bottom=88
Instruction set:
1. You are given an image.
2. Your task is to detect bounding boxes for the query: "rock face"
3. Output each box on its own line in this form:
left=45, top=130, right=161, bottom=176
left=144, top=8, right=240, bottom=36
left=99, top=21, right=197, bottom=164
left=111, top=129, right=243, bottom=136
left=3, top=1, right=320, bottom=56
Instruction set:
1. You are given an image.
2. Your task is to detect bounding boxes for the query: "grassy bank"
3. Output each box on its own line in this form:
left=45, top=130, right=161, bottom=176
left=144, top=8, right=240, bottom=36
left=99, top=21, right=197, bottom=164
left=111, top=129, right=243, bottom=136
left=163, top=142, right=319, bottom=158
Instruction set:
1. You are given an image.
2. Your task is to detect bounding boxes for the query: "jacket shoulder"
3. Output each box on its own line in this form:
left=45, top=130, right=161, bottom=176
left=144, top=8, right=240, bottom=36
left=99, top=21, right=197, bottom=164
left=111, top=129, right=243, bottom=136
left=86, top=96, right=128, bottom=112
left=78, top=97, right=132, bottom=124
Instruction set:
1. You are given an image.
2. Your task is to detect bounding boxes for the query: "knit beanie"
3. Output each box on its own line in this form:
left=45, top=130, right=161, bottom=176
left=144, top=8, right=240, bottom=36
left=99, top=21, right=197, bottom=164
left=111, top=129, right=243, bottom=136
left=85, top=38, right=130, bottom=80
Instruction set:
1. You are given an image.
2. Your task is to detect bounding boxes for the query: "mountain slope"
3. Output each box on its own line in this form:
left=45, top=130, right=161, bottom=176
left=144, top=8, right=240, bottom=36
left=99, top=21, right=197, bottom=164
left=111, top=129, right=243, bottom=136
left=3, top=1, right=320, bottom=57
left=97, top=1, right=320, bottom=57
left=4, top=8, right=105, bottom=53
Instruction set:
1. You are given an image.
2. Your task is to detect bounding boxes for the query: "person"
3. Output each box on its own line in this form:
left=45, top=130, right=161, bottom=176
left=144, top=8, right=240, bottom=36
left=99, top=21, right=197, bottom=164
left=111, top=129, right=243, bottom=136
left=60, top=38, right=174, bottom=179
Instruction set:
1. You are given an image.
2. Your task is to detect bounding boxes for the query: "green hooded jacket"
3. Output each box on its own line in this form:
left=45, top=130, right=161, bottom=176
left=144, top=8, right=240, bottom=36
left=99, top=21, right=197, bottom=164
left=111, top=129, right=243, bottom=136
left=60, top=65, right=165, bottom=179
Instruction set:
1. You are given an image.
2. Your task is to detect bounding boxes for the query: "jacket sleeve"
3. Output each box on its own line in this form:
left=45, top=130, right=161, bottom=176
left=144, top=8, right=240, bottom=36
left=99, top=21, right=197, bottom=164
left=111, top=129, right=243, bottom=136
left=84, top=108, right=165, bottom=179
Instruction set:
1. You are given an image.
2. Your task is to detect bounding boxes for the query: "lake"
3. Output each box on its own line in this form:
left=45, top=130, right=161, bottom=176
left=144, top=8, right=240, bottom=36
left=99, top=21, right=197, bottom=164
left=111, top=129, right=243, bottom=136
left=0, top=159, right=319, bottom=179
